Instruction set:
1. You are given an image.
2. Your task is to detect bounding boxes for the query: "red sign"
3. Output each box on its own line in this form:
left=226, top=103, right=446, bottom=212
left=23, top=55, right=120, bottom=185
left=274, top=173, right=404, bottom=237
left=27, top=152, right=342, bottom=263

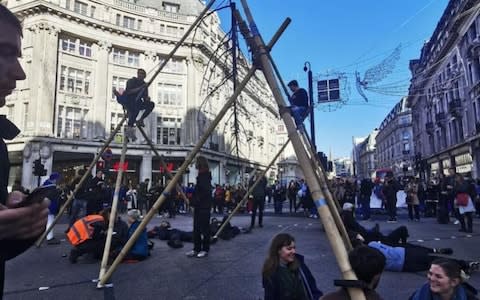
left=113, top=161, right=129, bottom=171
left=159, top=162, right=174, bottom=173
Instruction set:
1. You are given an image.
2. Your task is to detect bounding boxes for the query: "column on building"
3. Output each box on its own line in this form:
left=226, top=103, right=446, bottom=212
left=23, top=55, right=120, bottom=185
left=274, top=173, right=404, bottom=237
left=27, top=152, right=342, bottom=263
left=92, top=40, right=112, bottom=139
left=185, top=56, right=199, bottom=145
left=140, top=154, right=152, bottom=183
left=25, top=23, right=60, bottom=136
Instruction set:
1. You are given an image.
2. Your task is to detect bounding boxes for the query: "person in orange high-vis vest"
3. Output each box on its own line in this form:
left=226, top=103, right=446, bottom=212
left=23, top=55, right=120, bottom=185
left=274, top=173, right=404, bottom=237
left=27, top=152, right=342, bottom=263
left=67, top=210, right=108, bottom=263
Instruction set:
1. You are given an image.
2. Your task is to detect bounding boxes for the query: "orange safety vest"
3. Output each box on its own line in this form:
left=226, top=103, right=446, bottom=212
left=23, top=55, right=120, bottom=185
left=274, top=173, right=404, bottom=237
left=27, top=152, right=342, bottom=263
left=67, top=215, right=104, bottom=246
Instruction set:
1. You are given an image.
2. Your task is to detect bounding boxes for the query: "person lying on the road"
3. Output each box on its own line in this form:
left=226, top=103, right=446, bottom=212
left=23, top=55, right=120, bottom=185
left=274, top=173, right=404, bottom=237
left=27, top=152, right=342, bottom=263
left=342, top=202, right=409, bottom=245
left=351, top=237, right=480, bottom=275
left=148, top=221, right=193, bottom=249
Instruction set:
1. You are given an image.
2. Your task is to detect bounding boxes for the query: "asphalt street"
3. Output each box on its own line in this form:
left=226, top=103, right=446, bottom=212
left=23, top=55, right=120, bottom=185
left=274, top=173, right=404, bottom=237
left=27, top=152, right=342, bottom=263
left=4, top=206, right=480, bottom=300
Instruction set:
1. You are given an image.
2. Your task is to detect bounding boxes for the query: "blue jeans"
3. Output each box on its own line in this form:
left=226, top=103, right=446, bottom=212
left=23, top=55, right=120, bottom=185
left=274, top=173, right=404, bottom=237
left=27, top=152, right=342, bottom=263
left=291, top=106, right=308, bottom=127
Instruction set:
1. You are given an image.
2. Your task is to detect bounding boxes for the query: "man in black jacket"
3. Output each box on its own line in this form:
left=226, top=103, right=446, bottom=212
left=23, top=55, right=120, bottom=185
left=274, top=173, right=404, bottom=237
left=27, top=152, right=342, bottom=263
left=0, top=5, right=49, bottom=297
left=248, top=171, right=268, bottom=231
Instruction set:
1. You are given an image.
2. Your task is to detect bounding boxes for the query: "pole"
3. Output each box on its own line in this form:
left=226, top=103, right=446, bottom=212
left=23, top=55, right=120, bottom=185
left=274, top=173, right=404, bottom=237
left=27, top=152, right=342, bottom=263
left=238, top=1, right=363, bottom=299
left=214, top=138, right=290, bottom=239
left=97, top=131, right=128, bottom=287
left=305, top=62, right=316, bottom=151
left=98, top=20, right=291, bottom=286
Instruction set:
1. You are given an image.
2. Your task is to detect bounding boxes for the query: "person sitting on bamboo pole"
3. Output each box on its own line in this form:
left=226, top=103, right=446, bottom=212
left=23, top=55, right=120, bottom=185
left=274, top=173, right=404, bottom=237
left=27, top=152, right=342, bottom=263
left=262, top=233, right=323, bottom=300
left=279, top=80, right=309, bottom=131
left=113, top=68, right=154, bottom=141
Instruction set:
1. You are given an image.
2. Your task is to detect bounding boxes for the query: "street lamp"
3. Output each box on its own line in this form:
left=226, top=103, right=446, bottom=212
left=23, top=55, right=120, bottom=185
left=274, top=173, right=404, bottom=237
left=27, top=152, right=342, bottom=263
left=304, top=62, right=315, bottom=151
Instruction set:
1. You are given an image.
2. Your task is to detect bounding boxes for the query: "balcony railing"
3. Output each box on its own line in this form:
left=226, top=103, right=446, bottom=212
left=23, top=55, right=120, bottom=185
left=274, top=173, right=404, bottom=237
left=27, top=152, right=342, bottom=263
left=448, top=99, right=462, bottom=117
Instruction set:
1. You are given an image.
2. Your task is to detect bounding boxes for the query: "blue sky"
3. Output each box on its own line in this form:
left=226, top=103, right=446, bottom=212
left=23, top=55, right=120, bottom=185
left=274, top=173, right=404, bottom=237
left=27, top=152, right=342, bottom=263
left=216, top=0, right=449, bottom=157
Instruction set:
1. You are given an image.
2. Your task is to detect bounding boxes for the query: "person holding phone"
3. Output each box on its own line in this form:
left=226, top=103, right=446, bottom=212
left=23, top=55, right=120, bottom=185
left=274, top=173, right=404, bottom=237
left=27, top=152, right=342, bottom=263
left=0, top=5, right=49, bottom=297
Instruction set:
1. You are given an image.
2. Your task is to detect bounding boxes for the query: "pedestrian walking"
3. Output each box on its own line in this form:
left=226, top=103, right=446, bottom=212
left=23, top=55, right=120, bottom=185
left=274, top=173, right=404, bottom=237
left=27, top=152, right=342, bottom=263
left=247, top=171, right=267, bottom=231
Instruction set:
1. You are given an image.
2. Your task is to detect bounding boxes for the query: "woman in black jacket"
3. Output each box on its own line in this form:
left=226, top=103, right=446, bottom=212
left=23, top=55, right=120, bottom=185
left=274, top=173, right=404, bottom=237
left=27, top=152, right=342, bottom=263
left=186, top=156, right=212, bottom=258
left=262, top=233, right=323, bottom=300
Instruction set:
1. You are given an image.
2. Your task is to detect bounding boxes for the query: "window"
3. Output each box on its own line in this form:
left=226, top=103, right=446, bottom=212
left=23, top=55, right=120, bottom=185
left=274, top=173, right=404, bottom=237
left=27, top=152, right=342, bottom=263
left=57, top=105, right=88, bottom=139
left=157, top=83, right=183, bottom=106
left=61, top=38, right=76, bottom=53
left=116, top=14, right=121, bottom=26
left=127, top=52, right=139, bottom=67
left=113, top=48, right=139, bottom=67
left=156, top=116, right=182, bottom=145
left=60, top=37, right=92, bottom=58
left=123, top=16, right=135, bottom=29
left=137, top=19, right=142, bottom=31
left=163, top=2, right=179, bottom=13
left=110, top=112, right=124, bottom=135
left=90, top=6, right=96, bottom=18
left=112, top=48, right=126, bottom=65
left=79, top=41, right=92, bottom=57
left=112, top=76, right=128, bottom=98
left=59, top=66, right=91, bottom=95
left=23, top=103, right=28, bottom=130
left=74, top=0, right=88, bottom=15
left=402, top=131, right=410, bottom=140
left=158, top=57, right=184, bottom=73
left=6, top=104, right=14, bottom=121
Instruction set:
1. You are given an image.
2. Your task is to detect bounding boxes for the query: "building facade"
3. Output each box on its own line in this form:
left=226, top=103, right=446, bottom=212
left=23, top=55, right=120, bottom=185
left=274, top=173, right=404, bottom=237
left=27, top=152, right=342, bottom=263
left=2, top=0, right=280, bottom=190
left=352, top=129, right=378, bottom=180
left=376, top=97, right=415, bottom=178
left=408, top=0, right=480, bottom=179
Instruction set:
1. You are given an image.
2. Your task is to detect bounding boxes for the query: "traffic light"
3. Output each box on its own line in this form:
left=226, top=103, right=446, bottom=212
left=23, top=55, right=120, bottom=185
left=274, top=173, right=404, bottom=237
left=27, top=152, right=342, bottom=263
left=33, top=158, right=47, bottom=177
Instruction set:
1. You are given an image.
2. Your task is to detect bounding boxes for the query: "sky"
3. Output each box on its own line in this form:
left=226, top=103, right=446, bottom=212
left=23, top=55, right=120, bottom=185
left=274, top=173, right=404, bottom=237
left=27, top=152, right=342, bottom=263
left=216, top=0, right=450, bottom=158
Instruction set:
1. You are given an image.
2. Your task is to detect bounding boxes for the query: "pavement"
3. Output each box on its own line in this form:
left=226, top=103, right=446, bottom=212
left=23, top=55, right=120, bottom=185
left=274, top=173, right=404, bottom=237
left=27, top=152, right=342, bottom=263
left=4, top=204, right=480, bottom=300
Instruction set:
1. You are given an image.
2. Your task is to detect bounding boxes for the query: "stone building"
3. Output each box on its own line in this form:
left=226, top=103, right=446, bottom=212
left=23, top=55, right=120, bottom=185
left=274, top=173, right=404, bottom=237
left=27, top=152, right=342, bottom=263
left=352, top=129, right=378, bottom=180
left=408, top=0, right=480, bottom=179
left=1, top=0, right=280, bottom=190
left=375, top=97, right=414, bottom=178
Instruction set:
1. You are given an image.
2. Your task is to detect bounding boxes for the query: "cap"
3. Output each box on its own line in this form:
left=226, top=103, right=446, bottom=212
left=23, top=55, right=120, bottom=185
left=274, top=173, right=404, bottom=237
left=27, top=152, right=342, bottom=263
left=127, top=209, right=142, bottom=221
left=342, top=202, right=354, bottom=211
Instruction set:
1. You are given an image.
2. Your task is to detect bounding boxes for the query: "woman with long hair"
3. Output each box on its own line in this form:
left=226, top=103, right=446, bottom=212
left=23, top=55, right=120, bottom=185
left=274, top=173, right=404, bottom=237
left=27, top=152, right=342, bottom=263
left=262, top=233, right=322, bottom=300
left=410, top=258, right=478, bottom=300
left=186, top=155, right=212, bottom=258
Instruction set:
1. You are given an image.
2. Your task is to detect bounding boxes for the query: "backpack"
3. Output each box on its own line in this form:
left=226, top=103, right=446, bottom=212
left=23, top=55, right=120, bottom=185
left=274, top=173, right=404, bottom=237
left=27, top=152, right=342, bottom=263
left=116, top=94, right=129, bottom=106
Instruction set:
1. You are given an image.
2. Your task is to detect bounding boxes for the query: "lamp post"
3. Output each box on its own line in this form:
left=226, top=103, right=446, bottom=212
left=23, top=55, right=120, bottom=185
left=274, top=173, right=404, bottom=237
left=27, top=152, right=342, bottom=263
left=304, top=62, right=315, bottom=151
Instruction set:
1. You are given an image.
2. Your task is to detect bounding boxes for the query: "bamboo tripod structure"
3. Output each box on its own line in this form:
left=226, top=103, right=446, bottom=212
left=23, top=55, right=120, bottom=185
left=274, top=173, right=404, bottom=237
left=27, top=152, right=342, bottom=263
left=238, top=0, right=363, bottom=298
left=35, top=0, right=218, bottom=248
left=97, top=19, right=291, bottom=287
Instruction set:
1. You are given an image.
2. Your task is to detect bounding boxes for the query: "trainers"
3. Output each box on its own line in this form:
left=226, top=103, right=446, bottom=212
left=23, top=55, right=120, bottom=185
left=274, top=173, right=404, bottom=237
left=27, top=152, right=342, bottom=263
left=196, top=251, right=208, bottom=258
left=185, top=250, right=198, bottom=257
left=47, top=237, right=61, bottom=245
left=136, top=119, right=145, bottom=127
left=387, top=219, right=397, bottom=223
left=454, top=220, right=460, bottom=225
left=468, top=261, right=480, bottom=272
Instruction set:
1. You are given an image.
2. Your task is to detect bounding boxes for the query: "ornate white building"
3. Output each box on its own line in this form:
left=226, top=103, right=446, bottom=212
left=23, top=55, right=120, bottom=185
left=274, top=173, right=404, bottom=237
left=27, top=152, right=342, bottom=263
left=408, top=0, right=480, bottom=179
left=2, top=0, right=280, bottom=190
left=352, top=129, right=378, bottom=180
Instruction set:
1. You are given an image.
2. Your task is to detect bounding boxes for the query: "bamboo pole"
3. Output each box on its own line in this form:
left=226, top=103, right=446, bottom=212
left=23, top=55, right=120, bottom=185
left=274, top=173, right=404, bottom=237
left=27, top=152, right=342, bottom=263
left=239, top=1, right=364, bottom=298
left=214, top=138, right=290, bottom=239
left=137, top=126, right=189, bottom=205
left=36, top=116, right=126, bottom=247
left=97, top=131, right=128, bottom=287
left=97, top=20, right=291, bottom=286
